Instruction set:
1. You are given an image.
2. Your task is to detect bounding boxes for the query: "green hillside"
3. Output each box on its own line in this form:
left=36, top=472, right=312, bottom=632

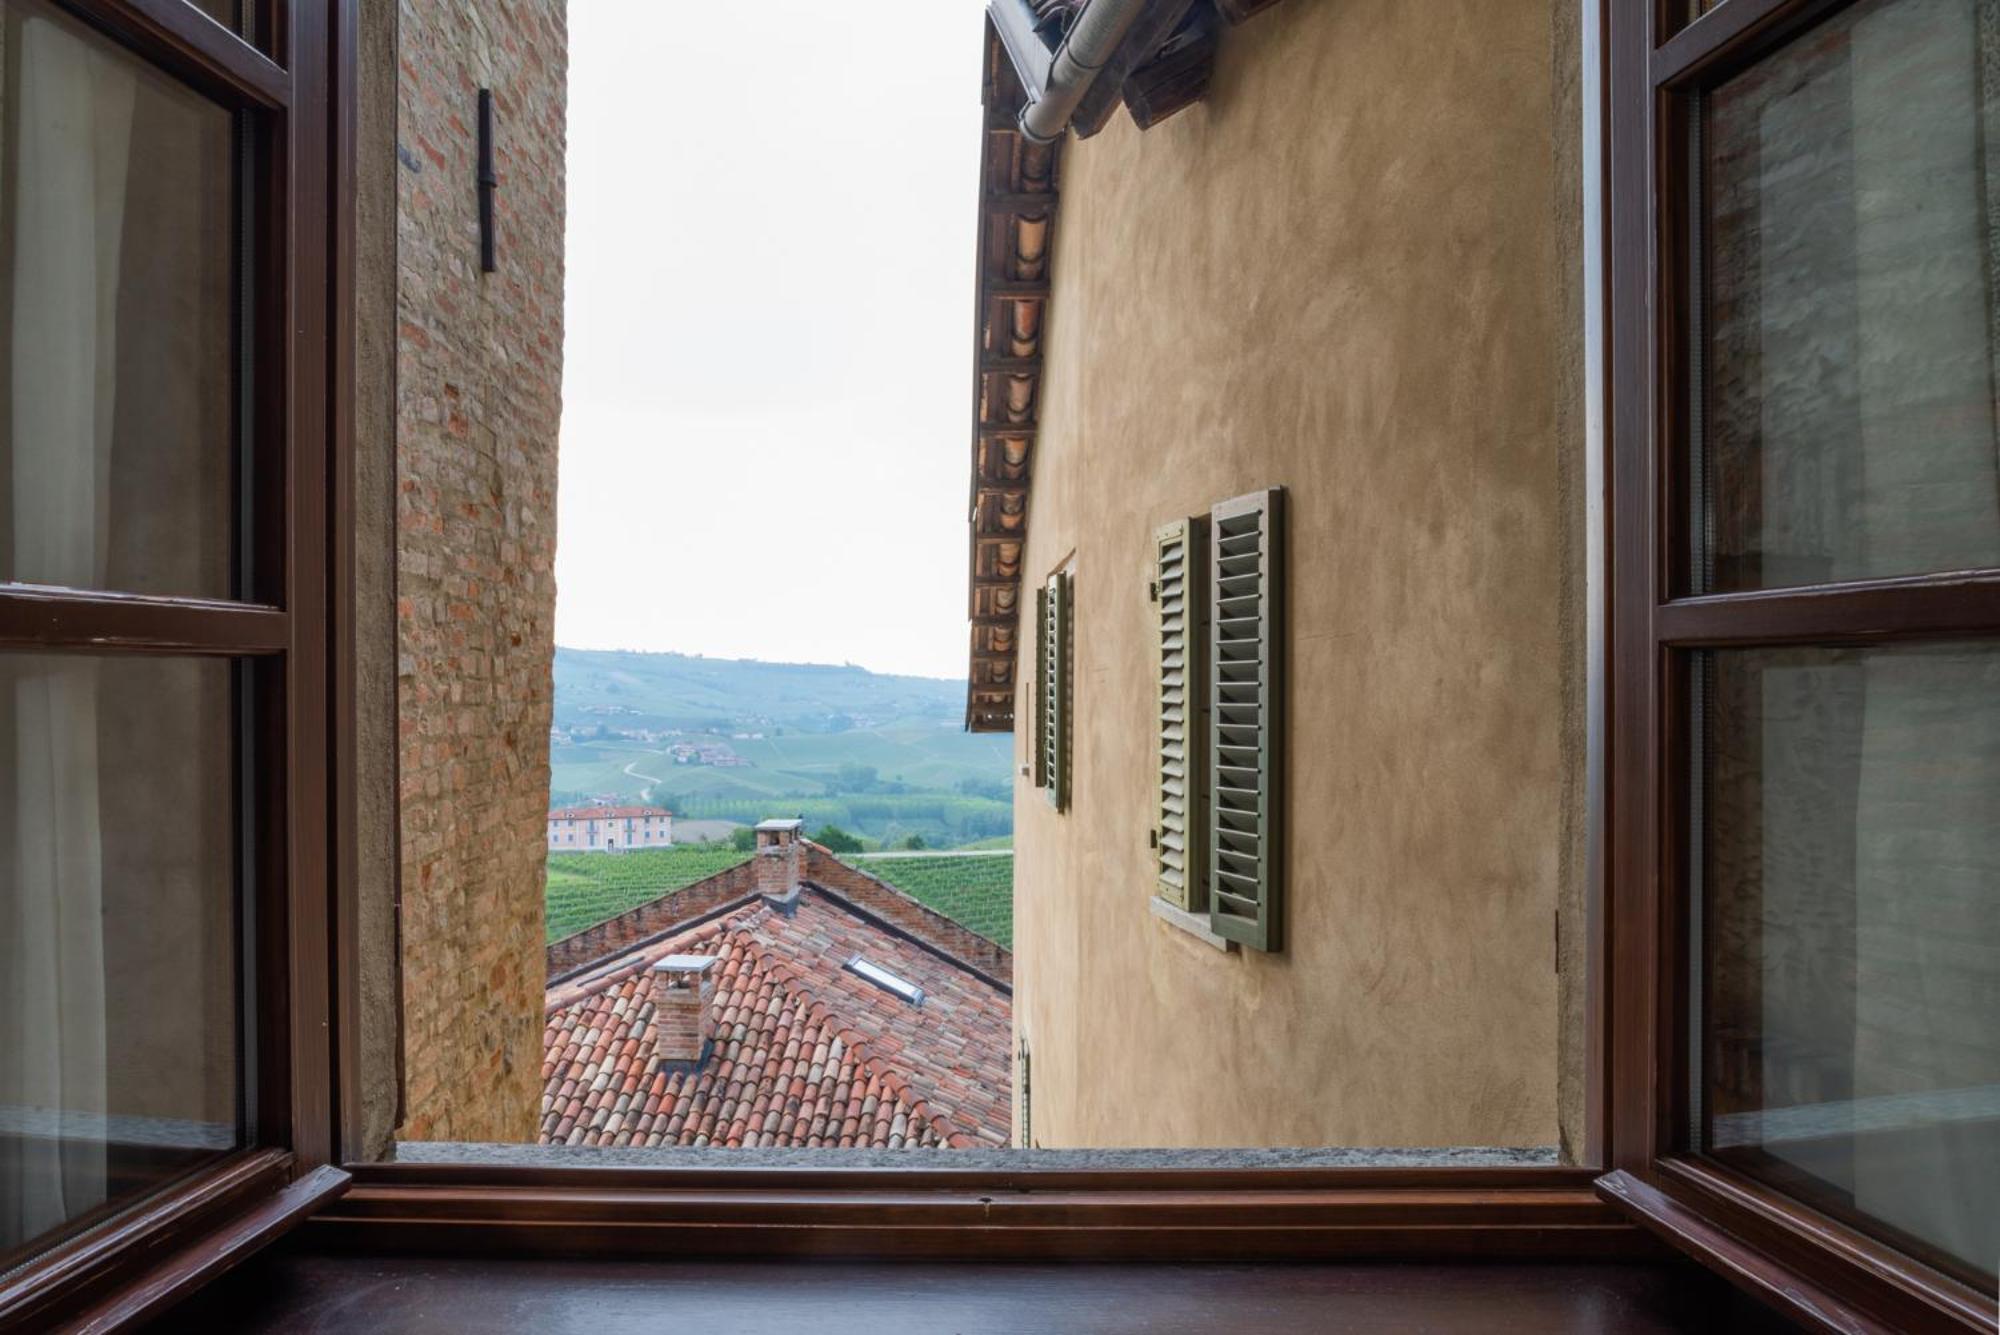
left=549, top=646, right=1013, bottom=848
left=553, top=646, right=969, bottom=733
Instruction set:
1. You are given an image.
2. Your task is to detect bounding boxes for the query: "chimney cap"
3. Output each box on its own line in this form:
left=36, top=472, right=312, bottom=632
left=754, top=817, right=806, bottom=834
left=652, top=954, right=718, bottom=977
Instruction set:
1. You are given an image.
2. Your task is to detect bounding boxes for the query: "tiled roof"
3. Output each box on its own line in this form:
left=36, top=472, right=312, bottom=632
left=965, top=28, right=1058, bottom=734
left=542, top=892, right=1011, bottom=1149
left=548, top=805, right=671, bottom=821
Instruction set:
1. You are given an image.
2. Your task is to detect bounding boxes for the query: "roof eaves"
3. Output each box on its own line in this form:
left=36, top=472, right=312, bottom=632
left=965, top=16, right=1060, bottom=734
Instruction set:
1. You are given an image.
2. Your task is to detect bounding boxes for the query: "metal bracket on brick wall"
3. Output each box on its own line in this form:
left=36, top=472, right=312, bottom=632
left=477, top=89, right=497, bottom=273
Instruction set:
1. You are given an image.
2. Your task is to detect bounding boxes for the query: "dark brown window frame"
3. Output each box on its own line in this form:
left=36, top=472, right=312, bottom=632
left=1594, top=1, right=2000, bottom=1331
left=34, top=0, right=2000, bottom=1328
left=0, top=0, right=354, bottom=1327
left=311, top=4, right=1638, bottom=1274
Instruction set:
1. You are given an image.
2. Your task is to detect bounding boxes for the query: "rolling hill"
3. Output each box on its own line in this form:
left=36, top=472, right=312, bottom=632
left=549, top=647, right=1013, bottom=847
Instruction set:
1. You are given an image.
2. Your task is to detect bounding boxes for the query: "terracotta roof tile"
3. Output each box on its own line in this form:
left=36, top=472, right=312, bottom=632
left=541, top=893, right=1011, bottom=1150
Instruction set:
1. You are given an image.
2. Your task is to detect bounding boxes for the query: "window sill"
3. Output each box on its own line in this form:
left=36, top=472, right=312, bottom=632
left=1150, top=896, right=1236, bottom=951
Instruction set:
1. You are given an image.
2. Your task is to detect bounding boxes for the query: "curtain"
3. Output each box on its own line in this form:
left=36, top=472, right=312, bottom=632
left=2, top=13, right=136, bottom=1251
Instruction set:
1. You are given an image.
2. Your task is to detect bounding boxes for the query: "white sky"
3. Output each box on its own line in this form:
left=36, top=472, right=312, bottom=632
left=554, top=0, right=989, bottom=681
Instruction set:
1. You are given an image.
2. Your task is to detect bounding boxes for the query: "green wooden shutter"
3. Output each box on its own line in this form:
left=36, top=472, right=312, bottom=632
left=1042, top=569, right=1071, bottom=812
left=1154, top=517, right=1209, bottom=910
left=1208, top=487, right=1284, bottom=951
left=1032, top=583, right=1050, bottom=790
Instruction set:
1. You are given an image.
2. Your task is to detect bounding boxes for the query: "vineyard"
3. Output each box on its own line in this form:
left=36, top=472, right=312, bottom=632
left=667, top=794, right=1012, bottom=848
left=545, top=845, right=751, bottom=942
left=850, top=854, right=1014, bottom=949
left=544, top=846, right=1016, bottom=953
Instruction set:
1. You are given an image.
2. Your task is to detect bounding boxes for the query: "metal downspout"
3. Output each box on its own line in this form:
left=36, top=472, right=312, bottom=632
left=989, top=0, right=1154, bottom=144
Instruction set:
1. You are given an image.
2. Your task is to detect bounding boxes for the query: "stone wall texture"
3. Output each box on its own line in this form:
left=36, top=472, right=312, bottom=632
left=396, top=0, right=568, bottom=1143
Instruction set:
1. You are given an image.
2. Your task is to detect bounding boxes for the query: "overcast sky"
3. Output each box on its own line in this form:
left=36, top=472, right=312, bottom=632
left=554, top=0, right=988, bottom=681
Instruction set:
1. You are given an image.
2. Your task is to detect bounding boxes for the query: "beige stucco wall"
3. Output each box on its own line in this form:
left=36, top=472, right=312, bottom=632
left=1014, top=0, right=1578, bottom=1149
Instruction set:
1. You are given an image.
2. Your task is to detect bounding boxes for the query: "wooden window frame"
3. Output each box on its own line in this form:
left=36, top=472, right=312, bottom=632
left=312, top=0, right=1636, bottom=1286
left=1594, top=0, right=2000, bottom=1330
left=49, top=0, right=2000, bottom=1325
left=0, top=0, right=355, bottom=1327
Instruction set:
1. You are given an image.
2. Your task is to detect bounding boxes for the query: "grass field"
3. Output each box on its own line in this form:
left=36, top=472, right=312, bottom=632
left=850, top=854, right=1014, bottom=949
left=545, top=845, right=751, bottom=942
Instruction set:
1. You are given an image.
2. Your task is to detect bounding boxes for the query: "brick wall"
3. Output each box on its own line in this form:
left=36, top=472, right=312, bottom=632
left=803, top=846, right=1014, bottom=988
left=396, top=0, right=567, bottom=1142
left=543, top=847, right=1015, bottom=990
left=544, top=860, right=760, bottom=982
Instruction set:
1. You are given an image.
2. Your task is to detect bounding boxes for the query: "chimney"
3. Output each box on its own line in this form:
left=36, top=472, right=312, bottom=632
left=649, top=955, right=717, bottom=1064
left=753, top=817, right=805, bottom=901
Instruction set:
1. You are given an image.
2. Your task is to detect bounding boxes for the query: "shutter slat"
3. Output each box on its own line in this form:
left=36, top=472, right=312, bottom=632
left=1043, top=569, right=1070, bottom=813
left=1154, top=517, right=1209, bottom=910
left=1207, top=487, right=1284, bottom=952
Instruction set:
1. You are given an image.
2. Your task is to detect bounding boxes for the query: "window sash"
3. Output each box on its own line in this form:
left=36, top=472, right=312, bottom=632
left=0, top=0, right=349, bottom=1325
left=1603, top=0, right=2000, bottom=1327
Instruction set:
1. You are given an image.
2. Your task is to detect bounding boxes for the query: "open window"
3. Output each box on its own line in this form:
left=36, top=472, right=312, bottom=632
left=0, top=0, right=351, bottom=1326
left=1599, top=0, right=2000, bottom=1327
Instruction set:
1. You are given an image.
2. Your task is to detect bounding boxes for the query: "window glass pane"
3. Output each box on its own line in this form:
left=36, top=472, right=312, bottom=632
left=1699, top=0, right=2000, bottom=592
left=0, top=0, right=238, bottom=600
left=0, top=653, right=243, bottom=1274
left=1697, top=641, right=2000, bottom=1288
left=188, top=0, right=243, bottom=34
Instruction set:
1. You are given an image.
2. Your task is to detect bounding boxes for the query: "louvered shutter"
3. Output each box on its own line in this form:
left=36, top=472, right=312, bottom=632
left=1154, top=517, right=1209, bottom=910
left=1208, top=487, right=1284, bottom=951
left=1042, top=570, right=1070, bottom=812
left=1033, top=583, right=1050, bottom=790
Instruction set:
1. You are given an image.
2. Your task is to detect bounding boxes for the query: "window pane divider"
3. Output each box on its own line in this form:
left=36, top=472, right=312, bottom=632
left=1650, top=0, right=1851, bottom=89
left=1655, top=572, right=2000, bottom=647
left=0, top=586, right=288, bottom=654
left=65, top=0, right=291, bottom=109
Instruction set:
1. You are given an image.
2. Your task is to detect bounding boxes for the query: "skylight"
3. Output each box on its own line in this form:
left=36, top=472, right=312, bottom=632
left=845, top=956, right=924, bottom=1006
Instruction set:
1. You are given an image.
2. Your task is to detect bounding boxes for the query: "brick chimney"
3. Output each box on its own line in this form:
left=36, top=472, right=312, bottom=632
left=649, top=955, right=717, bottom=1064
left=753, top=817, right=805, bottom=901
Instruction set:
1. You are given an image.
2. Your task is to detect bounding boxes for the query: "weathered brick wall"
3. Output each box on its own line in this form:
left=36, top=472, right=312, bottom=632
left=396, top=0, right=567, bottom=1142
left=544, top=860, right=760, bottom=982
left=803, top=846, right=1014, bottom=988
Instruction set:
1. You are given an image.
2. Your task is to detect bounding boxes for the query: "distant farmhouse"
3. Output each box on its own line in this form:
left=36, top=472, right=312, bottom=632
left=547, top=804, right=673, bottom=853
left=667, top=741, right=749, bottom=768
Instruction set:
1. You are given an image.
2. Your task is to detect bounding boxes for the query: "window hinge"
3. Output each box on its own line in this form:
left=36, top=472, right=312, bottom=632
left=1148, top=827, right=1158, bottom=849
left=1147, top=579, right=1158, bottom=603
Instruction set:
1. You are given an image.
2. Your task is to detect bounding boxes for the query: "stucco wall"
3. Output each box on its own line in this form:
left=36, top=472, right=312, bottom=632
left=395, top=0, right=567, bottom=1143
left=1013, top=0, right=1576, bottom=1149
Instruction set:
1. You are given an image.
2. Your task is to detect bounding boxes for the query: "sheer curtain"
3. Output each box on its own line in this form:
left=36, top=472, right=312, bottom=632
left=1, top=13, right=135, bottom=1250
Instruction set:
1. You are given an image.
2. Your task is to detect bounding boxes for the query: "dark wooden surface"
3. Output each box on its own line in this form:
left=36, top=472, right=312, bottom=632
left=1602, top=0, right=2000, bottom=1330
left=149, top=1252, right=1795, bottom=1334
